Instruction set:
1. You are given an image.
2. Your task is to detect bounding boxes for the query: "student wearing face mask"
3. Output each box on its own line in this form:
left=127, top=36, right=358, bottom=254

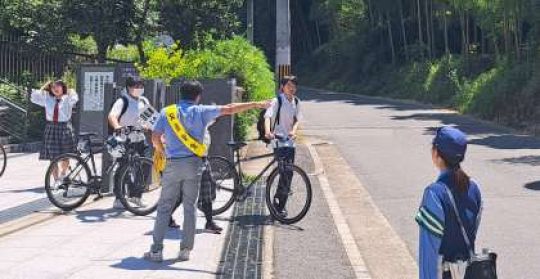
left=108, top=76, right=151, bottom=209
left=31, top=80, right=79, bottom=182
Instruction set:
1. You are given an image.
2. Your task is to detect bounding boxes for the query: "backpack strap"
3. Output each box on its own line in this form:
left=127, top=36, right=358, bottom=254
left=272, top=96, right=283, bottom=132
left=444, top=185, right=475, bottom=258
left=118, top=95, right=129, bottom=121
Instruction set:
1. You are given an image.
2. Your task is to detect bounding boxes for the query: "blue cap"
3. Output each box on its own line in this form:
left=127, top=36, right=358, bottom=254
left=433, top=126, right=468, bottom=165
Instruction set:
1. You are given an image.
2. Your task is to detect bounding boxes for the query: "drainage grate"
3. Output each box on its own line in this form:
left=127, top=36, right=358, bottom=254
left=217, top=182, right=268, bottom=279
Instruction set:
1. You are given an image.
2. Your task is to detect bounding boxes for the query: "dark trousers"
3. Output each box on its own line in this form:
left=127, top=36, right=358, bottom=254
left=273, top=147, right=295, bottom=211
left=114, top=142, right=148, bottom=199
left=171, top=195, right=213, bottom=224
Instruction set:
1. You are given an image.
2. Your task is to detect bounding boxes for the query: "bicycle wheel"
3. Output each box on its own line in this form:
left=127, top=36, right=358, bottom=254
left=207, top=156, right=240, bottom=216
left=44, top=153, right=92, bottom=211
left=0, top=145, right=6, bottom=177
left=266, top=164, right=312, bottom=224
left=117, top=157, right=161, bottom=216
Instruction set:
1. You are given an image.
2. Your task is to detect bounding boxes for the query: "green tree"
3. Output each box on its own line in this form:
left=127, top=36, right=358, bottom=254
left=158, top=0, right=244, bottom=48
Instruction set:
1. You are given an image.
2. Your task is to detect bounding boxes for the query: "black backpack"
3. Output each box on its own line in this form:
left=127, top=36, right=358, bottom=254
left=257, top=96, right=298, bottom=144
left=108, top=95, right=129, bottom=135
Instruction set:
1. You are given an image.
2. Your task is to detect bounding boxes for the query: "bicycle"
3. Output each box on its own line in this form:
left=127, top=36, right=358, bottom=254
left=0, top=144, right=6, bottom=178
left=212, top=135, right=312, bottom=225
left=44, top=127, right=160, bottom=216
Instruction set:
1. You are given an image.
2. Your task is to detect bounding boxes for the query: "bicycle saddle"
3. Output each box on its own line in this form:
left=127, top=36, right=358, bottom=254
left=79, top=132, right=98, bottom=138
left=227, top=141, right=247, bottom=150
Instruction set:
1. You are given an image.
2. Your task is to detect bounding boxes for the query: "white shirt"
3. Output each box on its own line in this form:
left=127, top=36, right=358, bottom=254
left=108, top=91, right=150, bottom=128
left=30, top=89, right=79, bottom=122
left=264, top=93, right=302, bottom=146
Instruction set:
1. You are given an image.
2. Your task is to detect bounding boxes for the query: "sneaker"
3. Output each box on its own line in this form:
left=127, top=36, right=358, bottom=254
left=128, top=197, right=146, bottom=208
left=113, top=199, right=124, bottom=209
left=169, top=219, right=180, bottom=229
left=177, top=248, right=190, bottom=262
left=277, top=209, right=288, bottom=218
left=143, top=250, right=163, bottom=263
left=205, top=221, right=223, bottom=234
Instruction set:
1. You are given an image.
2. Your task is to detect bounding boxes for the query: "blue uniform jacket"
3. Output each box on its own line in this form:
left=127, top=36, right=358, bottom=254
left=416, top=170, right=482, bottom=279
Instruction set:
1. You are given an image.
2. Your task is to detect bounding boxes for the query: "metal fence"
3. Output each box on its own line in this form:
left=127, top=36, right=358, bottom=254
left=0, top=32, right=67, bottom=87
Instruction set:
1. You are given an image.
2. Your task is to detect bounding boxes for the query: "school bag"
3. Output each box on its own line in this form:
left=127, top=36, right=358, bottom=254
left=256, top=95, right=298, bottom=144
left=108, top=95, right=129, bottom=135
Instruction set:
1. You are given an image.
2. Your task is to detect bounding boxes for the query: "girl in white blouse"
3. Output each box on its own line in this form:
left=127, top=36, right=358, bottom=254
left=31, top=80, right=78, bottom=178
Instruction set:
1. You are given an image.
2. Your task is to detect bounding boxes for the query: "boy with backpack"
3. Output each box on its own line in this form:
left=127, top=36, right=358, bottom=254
left=108, top=76, right=151, bottom=209
left=262, top=76, right=302, bottom=218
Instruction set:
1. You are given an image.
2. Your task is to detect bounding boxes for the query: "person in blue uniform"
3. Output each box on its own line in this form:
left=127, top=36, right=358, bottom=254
left=415, top=127, right=483, bottom=279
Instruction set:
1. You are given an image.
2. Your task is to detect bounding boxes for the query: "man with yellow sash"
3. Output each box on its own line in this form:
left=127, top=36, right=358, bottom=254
left=144, top=80, right=270, bottom=262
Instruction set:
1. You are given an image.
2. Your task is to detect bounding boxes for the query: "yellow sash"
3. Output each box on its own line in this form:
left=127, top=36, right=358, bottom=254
left=164, top=105, right=207, bottom=157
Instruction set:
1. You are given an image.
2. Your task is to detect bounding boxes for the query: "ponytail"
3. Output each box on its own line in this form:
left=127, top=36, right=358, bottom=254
left=436, top=146, right=470, bottom=193
left=452, top=167, right=470, bottom=193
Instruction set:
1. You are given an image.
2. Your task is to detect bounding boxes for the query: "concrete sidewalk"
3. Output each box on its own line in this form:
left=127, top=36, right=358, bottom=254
left=0, top=192, right=234, bottom=279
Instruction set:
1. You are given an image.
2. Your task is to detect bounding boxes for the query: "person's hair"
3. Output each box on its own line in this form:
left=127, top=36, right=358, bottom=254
left=280, top=76, right=298, bottom=88
left=125, top=76, right=144, bottom=89
left=180, top=80, right=203, bottom=101
left=50, top=80, right=68, bottom=96
left=434, top=146, right=470, bottom=193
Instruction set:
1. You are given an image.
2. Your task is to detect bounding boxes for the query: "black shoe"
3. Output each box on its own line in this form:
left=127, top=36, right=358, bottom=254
left=169, top=219, right=180, bottom=229
left=277, top=209, right=288, bottom=218
left=205, top=221, right=223, bottom=234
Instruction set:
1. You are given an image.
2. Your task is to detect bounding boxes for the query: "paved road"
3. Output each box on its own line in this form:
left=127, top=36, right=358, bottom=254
left=299, top=88, right=540, bottom=279
left=272, top=144, right=356, bottom=279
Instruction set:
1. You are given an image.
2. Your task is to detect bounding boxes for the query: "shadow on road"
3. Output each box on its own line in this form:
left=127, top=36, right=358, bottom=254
left=495, top=156, right=540, bottom=166
left=301, top=88, right=540, bottom=150
left=110, top=256, right=219, bottom=275
left=0, top=186, right=44, bottom=194
left=524, top=181, right=540, bottom=191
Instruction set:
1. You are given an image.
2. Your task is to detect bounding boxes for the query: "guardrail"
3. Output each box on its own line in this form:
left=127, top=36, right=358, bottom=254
left=0, top=79, right=28, bottom=142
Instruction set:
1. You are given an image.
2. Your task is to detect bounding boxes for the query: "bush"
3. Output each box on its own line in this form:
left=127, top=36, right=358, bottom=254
left=138, top=36, right=275, bottom=140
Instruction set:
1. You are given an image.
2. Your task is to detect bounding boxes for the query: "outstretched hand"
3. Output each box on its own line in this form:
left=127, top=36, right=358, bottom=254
left=257, top=100, right=272, bottom=109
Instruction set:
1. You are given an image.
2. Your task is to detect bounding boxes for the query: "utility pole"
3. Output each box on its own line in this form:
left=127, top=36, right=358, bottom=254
left=276, top=0, right=291, bottom=81
left=247, top=0, right=254, bottom=43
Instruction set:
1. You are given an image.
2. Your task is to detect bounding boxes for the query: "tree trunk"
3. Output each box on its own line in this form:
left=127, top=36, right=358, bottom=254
left=444, top=12, right=450, bottom=55
left=515, top=17, right=521, bottom=60
left=417, top=0, right=424, bottom=49
left=387, top=13, right=396, bottom=65
left=399, top=0, right=409, bottom=60
left=96, top=41, right=108, bottom=63
left=425, top=0, right=432, bottom=58
left=460, top=11, right=467, bottom=57
left=367, top=0, right=375, bottom=27
left=430, top=0, right=435, bottom=57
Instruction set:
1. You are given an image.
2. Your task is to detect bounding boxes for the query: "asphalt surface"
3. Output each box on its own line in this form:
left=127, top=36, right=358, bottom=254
left=299, top=88, right=540, bottom=278
left=272, top=144, right=356, bottom=279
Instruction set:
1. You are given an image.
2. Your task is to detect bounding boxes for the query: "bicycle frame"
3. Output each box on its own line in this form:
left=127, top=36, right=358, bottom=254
left=233, top=147, right=288, bottom=197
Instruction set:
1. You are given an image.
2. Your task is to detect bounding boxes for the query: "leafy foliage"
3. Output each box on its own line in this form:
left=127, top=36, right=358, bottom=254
left=138, top=36, right=275, bottom=140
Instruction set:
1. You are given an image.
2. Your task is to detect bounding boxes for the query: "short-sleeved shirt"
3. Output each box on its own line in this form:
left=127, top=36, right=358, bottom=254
left=108, top=91, right=149, bottom=128
left=152, top=100, right=221, bottom=159
left=30, top=89, right=79, bottom=122
left=264, top=93, right=302, bottom=146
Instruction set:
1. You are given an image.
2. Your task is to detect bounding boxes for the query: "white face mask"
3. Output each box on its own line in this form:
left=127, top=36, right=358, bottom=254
left=131, top=88, right=144, bottom=98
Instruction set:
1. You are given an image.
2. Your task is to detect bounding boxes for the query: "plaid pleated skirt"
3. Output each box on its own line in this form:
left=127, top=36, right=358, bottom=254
left=40, top=121, right=76, bottom=160
left=198, top=168, right=217, bottom=206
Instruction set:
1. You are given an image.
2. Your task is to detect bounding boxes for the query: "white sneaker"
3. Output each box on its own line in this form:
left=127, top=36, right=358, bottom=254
left=113, top=199, right=124, bottom=209
left=128, top=197, right=146, bottom=208
left=143, top=250, right=163, bottom=262
left=177, top=249, right=190, bottom=262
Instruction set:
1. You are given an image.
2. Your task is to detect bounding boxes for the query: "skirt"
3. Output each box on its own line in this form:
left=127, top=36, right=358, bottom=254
left=40, top=121, right=75, bottom=160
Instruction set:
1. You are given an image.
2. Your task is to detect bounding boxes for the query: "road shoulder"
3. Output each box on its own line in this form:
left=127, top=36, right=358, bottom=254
left=311, top=139, right=418, bottom=279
